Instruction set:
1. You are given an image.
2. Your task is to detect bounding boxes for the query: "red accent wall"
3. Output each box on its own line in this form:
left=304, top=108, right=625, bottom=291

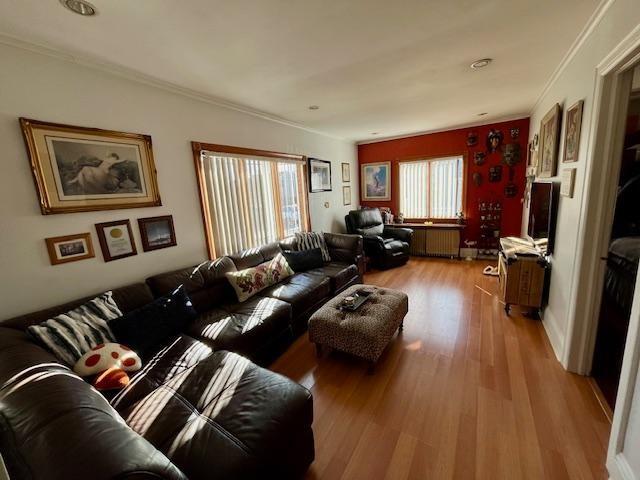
left=357, top=117, right=530, bottom=244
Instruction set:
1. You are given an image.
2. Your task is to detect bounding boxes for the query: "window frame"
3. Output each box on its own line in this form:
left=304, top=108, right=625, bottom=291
left=397, top=153, right=467, bottom=223
left=192, top=141, right=311, bottom=259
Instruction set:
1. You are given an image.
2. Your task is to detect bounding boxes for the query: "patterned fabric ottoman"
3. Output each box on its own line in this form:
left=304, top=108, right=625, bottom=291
left=308, top=284, right=408, bottom=368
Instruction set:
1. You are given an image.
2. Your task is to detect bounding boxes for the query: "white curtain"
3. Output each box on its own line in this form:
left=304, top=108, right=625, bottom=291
left=399, top=161, right=429, bottom=218
left=430, top=156, right=463, bottom=218
left=202, top=154, right=280, bottom=256
left=399, top=155, right=463, bottom=219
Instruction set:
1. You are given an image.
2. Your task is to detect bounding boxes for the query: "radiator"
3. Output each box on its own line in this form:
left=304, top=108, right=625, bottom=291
left=410, top=228, right=460, bottom=258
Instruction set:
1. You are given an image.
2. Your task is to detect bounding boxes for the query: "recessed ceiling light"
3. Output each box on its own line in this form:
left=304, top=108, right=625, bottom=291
left=478, top=112, right=488, bottom=116
left=371, top=132, right=379, bottom=135
left=60, top=0, right=97, bottom=16
left=308, top=105, right=319, bottom=110
left=470, top=58, right=492, bottom=69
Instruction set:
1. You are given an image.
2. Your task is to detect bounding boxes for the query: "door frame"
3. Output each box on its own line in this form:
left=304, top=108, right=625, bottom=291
left=559, top=24, right=640, bottom=479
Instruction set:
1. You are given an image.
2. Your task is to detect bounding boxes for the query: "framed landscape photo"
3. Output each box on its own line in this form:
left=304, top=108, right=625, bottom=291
left=45, top=232, right=94, bottom=265
left=361, top=162, right=391, bottom=201
left=343, top=186, right=352, bottom=206
left=95, top=219, right=137, bottom=262
left=308, top=158, right=332, bottom=192
left=341, top=163, right=351, bottom=182
left=538, top=104, right=562, bottom=177
left=20, top=118, right=161, bottom=214
left=563, top=100, right=584, bottom=163
left=138, top=215, right=177, bottom=252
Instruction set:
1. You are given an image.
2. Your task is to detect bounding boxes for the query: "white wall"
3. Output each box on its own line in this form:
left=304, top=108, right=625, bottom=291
left=523, top=0, right=640, bottom=357
left=0, top=42, right=358, bottom=320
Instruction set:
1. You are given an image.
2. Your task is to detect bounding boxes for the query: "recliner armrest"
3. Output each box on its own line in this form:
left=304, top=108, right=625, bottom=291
left=362, top=234, right=385, bottom=254
left=383, top=227, right=413, bottom=243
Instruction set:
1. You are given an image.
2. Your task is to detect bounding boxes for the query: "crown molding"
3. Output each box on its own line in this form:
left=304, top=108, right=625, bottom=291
left=355, top=114, right=530, bottom=145
left=0, top=32, right=347, bottom=142
left=530, top=0, right=615, bottom=113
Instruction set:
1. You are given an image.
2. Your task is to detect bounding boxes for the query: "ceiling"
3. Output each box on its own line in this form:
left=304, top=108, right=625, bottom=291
left=0, top=0, right=601, bottom=142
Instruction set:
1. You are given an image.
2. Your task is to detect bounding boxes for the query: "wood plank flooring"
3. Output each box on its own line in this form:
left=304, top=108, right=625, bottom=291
left=270, top=258, right=611, bottom=480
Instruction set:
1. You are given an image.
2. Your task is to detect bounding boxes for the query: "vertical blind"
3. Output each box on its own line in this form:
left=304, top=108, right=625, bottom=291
left=199, top=151, right=308, bottom=257
left=399, top=156, right=464, bottom=219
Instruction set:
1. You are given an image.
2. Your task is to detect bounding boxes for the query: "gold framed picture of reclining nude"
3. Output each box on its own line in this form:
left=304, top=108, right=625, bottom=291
left=20, top=118, right=162, bottom=215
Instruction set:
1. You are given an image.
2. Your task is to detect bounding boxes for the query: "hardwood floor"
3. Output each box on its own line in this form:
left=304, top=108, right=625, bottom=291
left=270, top=258, right=611, bottom=480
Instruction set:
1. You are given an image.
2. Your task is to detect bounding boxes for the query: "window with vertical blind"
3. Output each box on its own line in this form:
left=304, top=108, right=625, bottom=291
left=193, top=143, right=310, bottom=258
left=399, top=155, right=464, bottom=219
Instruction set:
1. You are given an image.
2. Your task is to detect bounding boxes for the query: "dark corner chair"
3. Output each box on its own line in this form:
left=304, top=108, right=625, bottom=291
left=345, top=208, right=413, bottom=269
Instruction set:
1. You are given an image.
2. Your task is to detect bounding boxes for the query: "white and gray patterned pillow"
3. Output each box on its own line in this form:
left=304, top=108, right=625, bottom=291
left=295, top=232, right=331, bottom=262
left=27, top=291, right=122, bottom=366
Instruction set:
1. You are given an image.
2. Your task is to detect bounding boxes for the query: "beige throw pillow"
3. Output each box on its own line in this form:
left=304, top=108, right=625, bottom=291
left=225, top=253, right=294, bottom=302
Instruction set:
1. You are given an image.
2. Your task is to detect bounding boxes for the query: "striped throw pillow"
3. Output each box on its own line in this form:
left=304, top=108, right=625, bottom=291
left=295, top=232, right=330, bottom=262
left=27, top=292, right=122, bottom=366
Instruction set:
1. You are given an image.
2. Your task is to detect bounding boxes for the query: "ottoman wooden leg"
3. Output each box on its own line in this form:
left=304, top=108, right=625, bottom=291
left=399, top=319, right=405, bottom=332
left=315, top=343, right=323, bottom=358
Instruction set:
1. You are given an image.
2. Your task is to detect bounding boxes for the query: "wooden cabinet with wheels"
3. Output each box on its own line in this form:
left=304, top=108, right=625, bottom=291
left=497, top=238, right=548, bottom=316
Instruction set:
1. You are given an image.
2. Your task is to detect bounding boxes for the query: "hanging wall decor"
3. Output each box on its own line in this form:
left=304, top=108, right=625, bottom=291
left=562, top=100, right=584, bottom=163
left=473, top=172, right=483, bottom=186
left=538, top=103, right=562, bottom=177
left=504, top=167, right=517, bottom=197
left=502, top=143, right=521, bottom=166
left=474, top=152, right=486, bottom=166
left=487, top=129, right=503, bottom=153
left=20, top=118, right=161, bottom=215
left=489, top=165, right=502, bottom=182
left=467, top=131, right=478, bottom=147
left=510, top=127, right=520, bottom=139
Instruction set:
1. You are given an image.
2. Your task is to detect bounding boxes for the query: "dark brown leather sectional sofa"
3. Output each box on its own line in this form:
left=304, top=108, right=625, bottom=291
left=0, top=233, right=363, bottom=480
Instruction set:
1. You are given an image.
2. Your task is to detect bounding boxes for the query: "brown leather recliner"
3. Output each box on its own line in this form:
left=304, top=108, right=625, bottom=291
left=345, top=208, right=413, bottom=269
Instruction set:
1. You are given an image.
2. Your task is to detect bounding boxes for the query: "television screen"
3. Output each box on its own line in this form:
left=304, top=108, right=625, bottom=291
left=528, top=181, right=558, bottom=253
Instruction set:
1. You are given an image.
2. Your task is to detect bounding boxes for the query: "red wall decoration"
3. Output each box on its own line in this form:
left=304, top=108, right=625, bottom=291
left=357, top=117, right=530, bottom=244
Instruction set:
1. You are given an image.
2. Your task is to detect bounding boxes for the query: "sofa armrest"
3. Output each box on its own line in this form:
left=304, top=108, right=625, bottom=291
left=323, top=233, right=363, bottom=263
left=383, top=226, right=414, bottom=243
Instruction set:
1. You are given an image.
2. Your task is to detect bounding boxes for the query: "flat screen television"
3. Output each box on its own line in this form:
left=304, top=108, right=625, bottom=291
left=527, top=181, right=559, bottom=254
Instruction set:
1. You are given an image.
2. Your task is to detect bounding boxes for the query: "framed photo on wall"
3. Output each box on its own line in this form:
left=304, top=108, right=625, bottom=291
left=45, top=232, right=94, bottom=265
left=138, top=215, right=177, bottom=252
left=343, top=186, right=352, bottom=206
left=308, top=158, right=332, bottom=192
left=341, top=163, right=351, bottom=182
left=538, top=103, right=562, bottom=177
left=95, top=219, right=137, bottom=262
left=361, top=162, right=391, bottom=201
left=563, top=100, right=584, bottom=163
left=20, top=118, right=161, bottom=214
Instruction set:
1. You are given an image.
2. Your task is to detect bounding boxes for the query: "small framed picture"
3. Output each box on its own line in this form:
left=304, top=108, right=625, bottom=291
left=341, top=163, right=351, bottom=182
left=538, top=103, right=562, bottom=177
left=343, top=186, right=352, bottom=206
left=560, top=168, right=576, bottom=198
left=308, top=158, right=332, bottom=192
left=138, top=215, right=177, bottom=252
left=95, top=219, right=137, bottom=262
left=45, top=233, right=94, bottom=265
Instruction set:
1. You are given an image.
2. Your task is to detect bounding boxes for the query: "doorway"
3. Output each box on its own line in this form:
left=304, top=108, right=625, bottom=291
left=591, top=65, right=640, bottom=410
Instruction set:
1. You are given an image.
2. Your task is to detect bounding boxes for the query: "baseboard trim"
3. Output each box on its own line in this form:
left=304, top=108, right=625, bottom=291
left=541, top=311, right=564, bottom=363
left=607, top=453, right=636, bottom=480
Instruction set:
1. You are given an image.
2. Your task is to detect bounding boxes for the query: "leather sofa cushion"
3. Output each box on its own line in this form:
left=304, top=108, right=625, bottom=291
left=229, top=242, right=281, bottom=270
left=258, top=273, right=331, bottom=318
left=357, top=224, right=384, bottom=236
left=187, top=297, right=291, bottom=356
left=146, top=258, right=237, bottom=313
left=118, top=349, right=313, bottom=479
left=307, top=262, right=359, bottom=293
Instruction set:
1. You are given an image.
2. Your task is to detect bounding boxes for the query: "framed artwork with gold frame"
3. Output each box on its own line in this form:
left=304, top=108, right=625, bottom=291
left=538, top=104, right=562, bottom=178
left=45, top=232, right=95, bottom=265
left=95, top=219, right=137, bottom=262
left=20, top=118, right=161, bottom=214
